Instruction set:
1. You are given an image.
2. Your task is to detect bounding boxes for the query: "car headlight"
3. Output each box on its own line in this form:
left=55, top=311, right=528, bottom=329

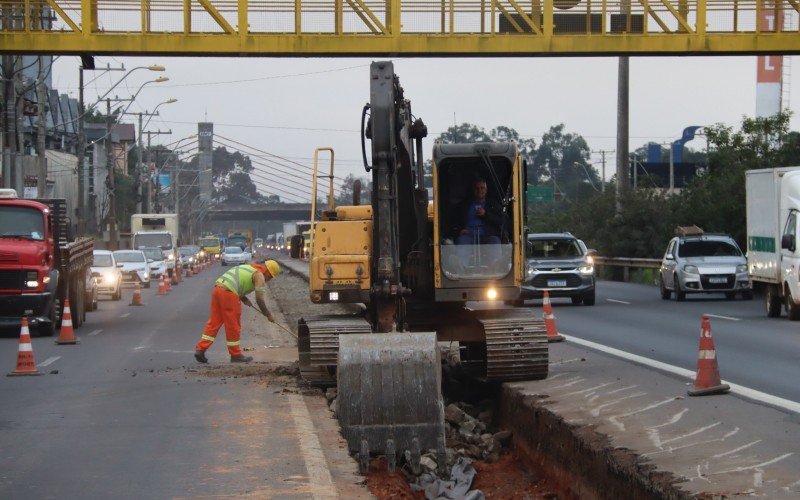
left=103, top=272, right=117, bottom=284
left=526, top=264, right=536, bottom=277
left=683, top=265, right=699, bottom=274
left=167, top=254, right=175, bottom=261
left=736, top=264, right=747, bottom=273
left=579, top=265, right=594, bottom=275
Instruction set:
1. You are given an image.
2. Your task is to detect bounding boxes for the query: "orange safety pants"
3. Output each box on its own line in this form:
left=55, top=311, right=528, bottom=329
left=195, top=286, right=242, bottom=356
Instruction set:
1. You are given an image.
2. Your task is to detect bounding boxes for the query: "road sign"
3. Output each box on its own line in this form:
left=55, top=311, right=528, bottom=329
left=527, top=185, right=554, bottom=203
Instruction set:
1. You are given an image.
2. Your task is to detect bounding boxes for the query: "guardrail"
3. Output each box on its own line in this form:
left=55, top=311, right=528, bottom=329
left=593, top=256, right=661, bottom=283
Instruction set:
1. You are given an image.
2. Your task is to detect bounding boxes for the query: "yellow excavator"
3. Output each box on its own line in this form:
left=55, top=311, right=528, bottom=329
left=298, top=61, right=548, bottom=472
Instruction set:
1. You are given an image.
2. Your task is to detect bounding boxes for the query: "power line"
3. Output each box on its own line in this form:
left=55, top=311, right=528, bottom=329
left=214, top=137, right=346, bottom=192
left=215, top=134, right=348, bottom=185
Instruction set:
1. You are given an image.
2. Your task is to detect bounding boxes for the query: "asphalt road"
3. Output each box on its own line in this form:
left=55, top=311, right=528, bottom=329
left=542, top=280, right=800, bottom=404
left=0, top=265, right=365, bottom=499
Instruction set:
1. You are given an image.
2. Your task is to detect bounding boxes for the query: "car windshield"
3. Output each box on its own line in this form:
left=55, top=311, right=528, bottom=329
left=225, top=247, right=243, bottom=254
left=114, top=251, right=145, bottom=263
left=528, top=238, right=583, bottom=258
left=141, top=248, right=163, bottom=260
left=133, top=233, right=172, bottom=250
left=179, top=248, right=195, bottom=256
left=0, top=206, right=45, bottom=241
left=93, top=254, right=113, bottom=267
left=199, top=238, right=219, bottom=247
left=678, top=240, right=741, bottom=257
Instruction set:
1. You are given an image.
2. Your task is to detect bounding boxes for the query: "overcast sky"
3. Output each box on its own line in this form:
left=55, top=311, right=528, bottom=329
left=52, top=56, right=798, bottom=202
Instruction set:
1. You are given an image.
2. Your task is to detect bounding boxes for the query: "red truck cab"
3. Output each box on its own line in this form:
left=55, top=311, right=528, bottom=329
left=0, top=189, right=62, bottom=335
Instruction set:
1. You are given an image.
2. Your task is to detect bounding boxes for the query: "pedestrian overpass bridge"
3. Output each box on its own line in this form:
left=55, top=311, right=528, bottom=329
left=3, top=0, right=799, bottom=56
left=206, top=203, right=312, bottom=222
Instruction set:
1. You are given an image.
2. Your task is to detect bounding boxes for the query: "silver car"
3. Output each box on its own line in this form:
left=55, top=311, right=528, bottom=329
left=521, top=233, right=596, bottom=305
left=660, top=234, right=752, bottom=301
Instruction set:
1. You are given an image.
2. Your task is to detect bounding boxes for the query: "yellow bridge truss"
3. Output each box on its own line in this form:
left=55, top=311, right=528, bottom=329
left=1, top=0, right=799, bottom=55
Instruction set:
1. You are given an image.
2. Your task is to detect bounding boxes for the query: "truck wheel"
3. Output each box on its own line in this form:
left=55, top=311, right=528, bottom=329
left=766, top=285, right=782, bottom=317
left=786, top=289, right=800, bottom=321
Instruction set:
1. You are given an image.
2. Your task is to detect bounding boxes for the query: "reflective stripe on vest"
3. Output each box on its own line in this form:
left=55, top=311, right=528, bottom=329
left=216, top=264, right=258, bottom=297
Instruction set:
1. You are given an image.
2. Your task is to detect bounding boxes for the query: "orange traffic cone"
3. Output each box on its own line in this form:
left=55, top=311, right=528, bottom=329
left=171, top=270, right=179, bottom=286
left=543, top=291, right=564, bottom=342
left=158, top=275, right=167, bottom=295
left=7, top=318, right=42, bottom=376
left=55, top=300, right=79, bottom=345
left=164, top=273, right=172, bottom=292
left=176, top=266, right=182, bottom=283
left=688, top=316, right=730, bottom=396
left=130, top=281, right=144, bottom=306
left=185, top=265, right=192, bottom=278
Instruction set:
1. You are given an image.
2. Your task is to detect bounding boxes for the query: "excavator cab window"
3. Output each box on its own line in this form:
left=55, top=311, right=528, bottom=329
left=437, top=156, right=514, bottom=280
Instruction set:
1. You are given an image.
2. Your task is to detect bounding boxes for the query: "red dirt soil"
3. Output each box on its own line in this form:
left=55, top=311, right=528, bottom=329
left=366, top=452, right=572, bottom=499
left=365, top=460, right=424, bottom=499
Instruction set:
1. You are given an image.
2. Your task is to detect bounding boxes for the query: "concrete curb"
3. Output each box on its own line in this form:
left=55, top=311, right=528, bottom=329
left=499, top=386, right=689, bottom=499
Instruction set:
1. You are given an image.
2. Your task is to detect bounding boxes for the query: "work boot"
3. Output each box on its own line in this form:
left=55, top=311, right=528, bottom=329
left=194, top=350, right=208, bottom=364
left=230, top=354, right=253, bottom=363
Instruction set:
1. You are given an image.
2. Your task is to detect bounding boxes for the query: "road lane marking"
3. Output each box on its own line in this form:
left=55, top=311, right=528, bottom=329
left=87, top=329, right=102, bottom=336
left=287, top=394, right=337, bottom=499
left=704, top=313, right=741, bottom=321
left=563, top=334, right=800, bottom=415
left=606, top=299, right=631, bottom=305
left=37, top=356, right=60, bottom=367
left=712, top=453, right=794, bottom=475
left=713, top=440, right=762, bottom=459
left=120, top=313, right=130, bottom=318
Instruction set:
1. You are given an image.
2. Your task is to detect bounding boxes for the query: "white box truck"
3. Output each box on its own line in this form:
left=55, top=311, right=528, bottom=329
left=746, top=166, right=800, bottom=319
left=131, top=214, right=179, bottom=273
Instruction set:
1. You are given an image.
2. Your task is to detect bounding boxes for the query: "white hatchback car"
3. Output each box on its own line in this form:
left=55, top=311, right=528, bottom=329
left=113, top=250, right=152, bottom=288
left=91, top=250, right=122, bottom=300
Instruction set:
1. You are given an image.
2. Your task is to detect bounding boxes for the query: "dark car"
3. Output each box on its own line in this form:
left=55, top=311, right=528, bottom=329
left=520, top=233, right=596, bottom=305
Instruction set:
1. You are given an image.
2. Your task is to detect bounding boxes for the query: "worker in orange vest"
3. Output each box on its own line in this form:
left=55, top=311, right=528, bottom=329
left=194, top=260, right=281, bottom=363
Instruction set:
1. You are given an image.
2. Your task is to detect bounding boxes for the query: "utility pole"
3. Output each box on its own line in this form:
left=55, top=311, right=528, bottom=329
left=616, top=57, right=630, bottom=213
left=127, top=112, right=160, bottom=212
left=2, top=55, right=21, bottom=191
left=36, top=58, right=48, bottom=198
left=592, top=149, right=613, bottom=193
left=106, top=99, right=118, bottom=250
left=77, top=61, right=124, bottom=234
left=141, top=129, right=170, bottom=212
left=77, top=65, right=86, bottom=231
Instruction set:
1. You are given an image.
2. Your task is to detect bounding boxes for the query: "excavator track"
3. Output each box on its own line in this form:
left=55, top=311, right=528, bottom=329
left=475, top=309, right=549, bottom=381
left=297, top=314, right=372, bottom=387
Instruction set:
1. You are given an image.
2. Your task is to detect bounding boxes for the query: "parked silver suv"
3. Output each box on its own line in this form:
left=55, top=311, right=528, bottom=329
left=660, top=232, right=752, bottom=301
left=521, top=233, right=596, bottom=305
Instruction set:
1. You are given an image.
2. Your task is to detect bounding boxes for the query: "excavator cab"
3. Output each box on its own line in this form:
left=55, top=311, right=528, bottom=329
left=433, top=142, right=526, bottom=300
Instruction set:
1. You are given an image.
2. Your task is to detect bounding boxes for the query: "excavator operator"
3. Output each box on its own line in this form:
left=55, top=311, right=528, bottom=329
left=194, top=260, right=281, bottom=363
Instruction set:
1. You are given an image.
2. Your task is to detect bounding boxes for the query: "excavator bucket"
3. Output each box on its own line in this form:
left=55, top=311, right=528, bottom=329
left=338, top=332, right=446, bottom=473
